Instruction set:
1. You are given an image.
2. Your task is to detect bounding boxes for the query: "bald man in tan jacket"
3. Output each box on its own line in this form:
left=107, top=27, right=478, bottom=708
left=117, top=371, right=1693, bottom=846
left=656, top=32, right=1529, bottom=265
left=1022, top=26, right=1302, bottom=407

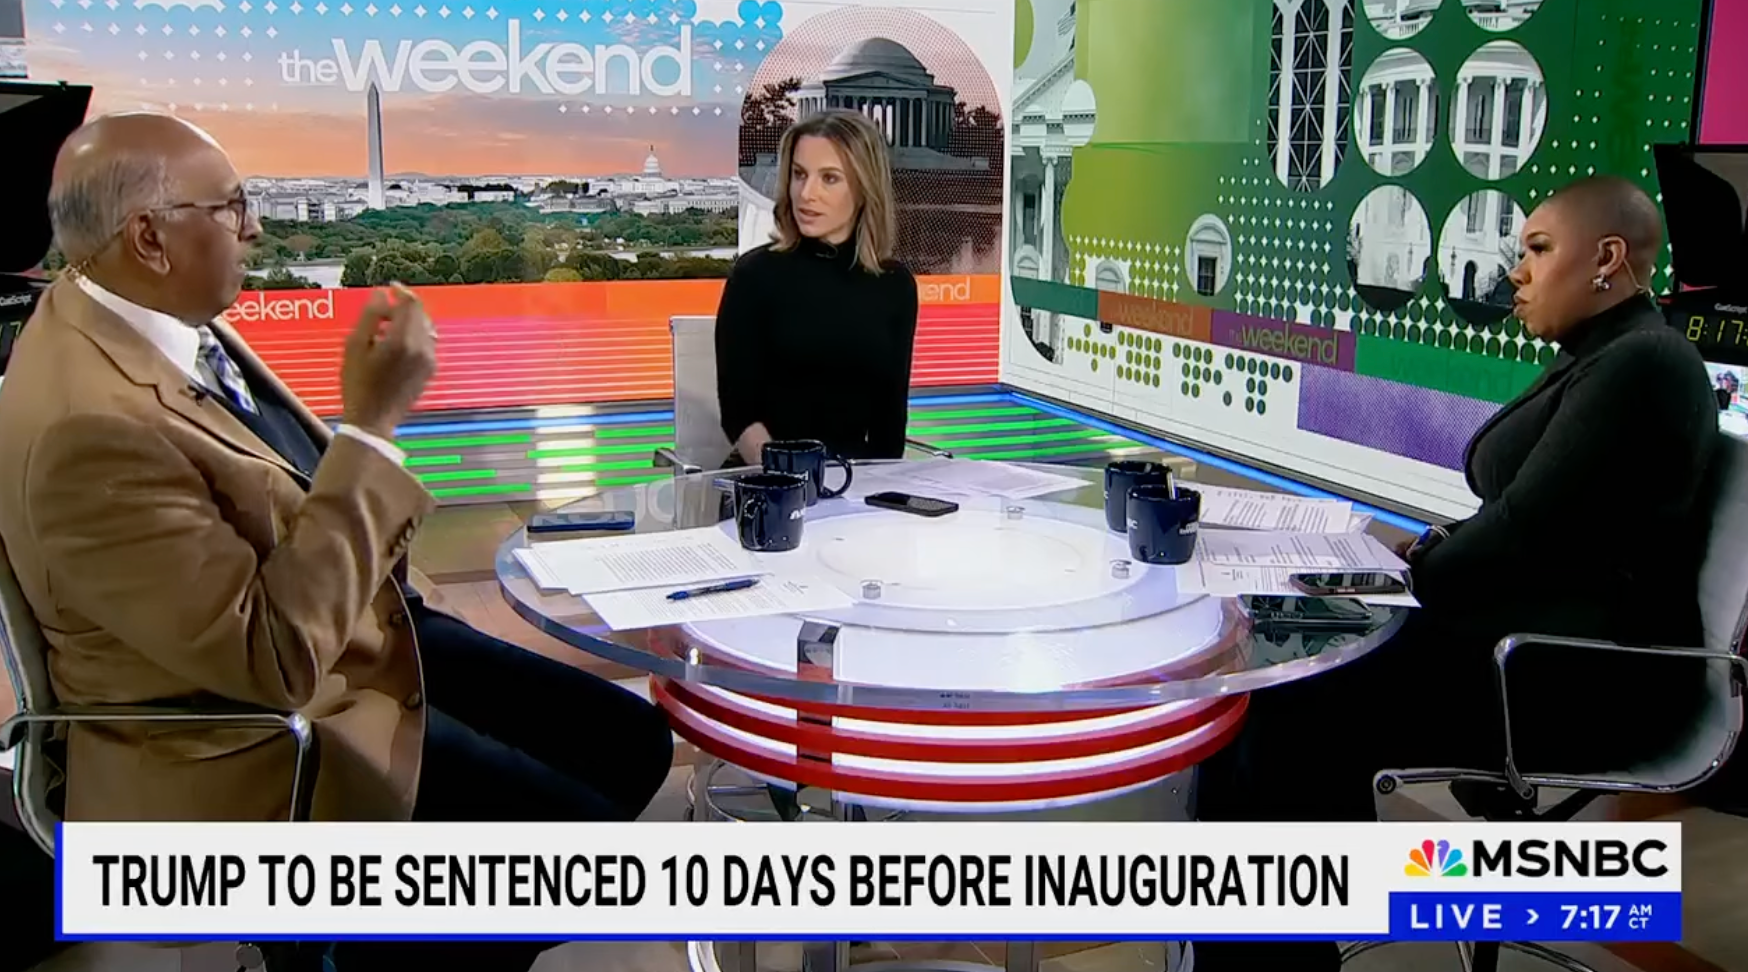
left=0, top=112, right=671, bottom=846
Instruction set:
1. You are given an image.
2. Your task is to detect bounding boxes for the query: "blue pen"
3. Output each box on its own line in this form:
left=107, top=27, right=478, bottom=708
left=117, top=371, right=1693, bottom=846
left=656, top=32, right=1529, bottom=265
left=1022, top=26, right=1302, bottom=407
left=667, top=577, right=760, bottom=601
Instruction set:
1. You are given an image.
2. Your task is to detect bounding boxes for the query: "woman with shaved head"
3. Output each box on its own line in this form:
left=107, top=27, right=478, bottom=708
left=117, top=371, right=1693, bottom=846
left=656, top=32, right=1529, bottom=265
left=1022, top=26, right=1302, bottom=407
left=1192, top=176, right=1720, bottom=971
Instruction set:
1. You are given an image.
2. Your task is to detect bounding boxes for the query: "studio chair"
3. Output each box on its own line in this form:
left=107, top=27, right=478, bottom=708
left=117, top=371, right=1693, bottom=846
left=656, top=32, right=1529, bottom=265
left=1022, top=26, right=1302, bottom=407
left=0, top=531, right=320, bottom=971
left=656, top=314, right=729, bottom=476
left=1351, top=432, right=1748, bottom=972
left=655, top=314, right=951, bottom=477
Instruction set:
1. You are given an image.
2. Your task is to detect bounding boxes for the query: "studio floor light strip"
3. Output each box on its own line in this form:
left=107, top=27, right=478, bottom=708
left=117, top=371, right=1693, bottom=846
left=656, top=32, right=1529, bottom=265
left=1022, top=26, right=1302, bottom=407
left=383, top=393, right=1426, bottom=530
left=386, top=396, right=1155, bottom=505
left=397, top=415, right=676, bottom=502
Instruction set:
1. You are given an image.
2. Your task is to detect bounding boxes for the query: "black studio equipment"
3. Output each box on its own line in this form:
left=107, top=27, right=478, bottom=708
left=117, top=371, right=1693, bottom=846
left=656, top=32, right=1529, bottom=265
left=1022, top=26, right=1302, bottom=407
left=1656, top=142, right=1748, bottom=816
left=1654, top=142, right=1748, bottom=365
left=0, top=91, right=89, bottom=943
left=0, top=81, right=93, bottom=378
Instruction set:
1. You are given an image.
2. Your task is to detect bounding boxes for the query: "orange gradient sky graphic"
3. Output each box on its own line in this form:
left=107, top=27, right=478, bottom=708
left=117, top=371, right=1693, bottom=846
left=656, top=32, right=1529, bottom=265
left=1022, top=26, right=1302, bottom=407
left=29, top=49, right=739, bottom=179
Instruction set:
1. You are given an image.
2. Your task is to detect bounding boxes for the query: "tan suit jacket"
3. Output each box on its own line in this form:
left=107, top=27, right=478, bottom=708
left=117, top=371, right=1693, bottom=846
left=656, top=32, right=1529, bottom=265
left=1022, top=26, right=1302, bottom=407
left=0, top=278, right=435, bottom=822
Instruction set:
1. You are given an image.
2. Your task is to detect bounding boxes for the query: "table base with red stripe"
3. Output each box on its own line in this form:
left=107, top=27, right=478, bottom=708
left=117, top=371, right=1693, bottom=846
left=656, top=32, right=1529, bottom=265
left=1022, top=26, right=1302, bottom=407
left=656, top=676, right=1247, bottom=815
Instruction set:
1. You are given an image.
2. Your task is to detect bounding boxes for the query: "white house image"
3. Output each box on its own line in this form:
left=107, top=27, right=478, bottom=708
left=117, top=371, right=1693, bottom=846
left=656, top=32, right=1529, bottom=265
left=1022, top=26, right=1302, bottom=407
left=1010, top=0, right=1097, bottom=361
left=1356, top=47, right=1439, bottom=177
left=1451, top=40, right=1547, bottom=181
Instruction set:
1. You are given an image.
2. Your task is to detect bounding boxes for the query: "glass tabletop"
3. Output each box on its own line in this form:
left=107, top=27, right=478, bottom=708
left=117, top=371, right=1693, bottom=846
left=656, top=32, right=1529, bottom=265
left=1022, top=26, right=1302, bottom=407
left=494, top=460, right=1410, bottom=713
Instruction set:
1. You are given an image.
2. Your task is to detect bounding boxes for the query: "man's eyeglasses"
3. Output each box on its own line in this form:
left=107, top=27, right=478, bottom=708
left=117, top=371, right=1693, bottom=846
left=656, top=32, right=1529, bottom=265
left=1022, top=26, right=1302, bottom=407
left=72, top=192, right=260, bottom=273
left=148, top=192, right=258, bottom=236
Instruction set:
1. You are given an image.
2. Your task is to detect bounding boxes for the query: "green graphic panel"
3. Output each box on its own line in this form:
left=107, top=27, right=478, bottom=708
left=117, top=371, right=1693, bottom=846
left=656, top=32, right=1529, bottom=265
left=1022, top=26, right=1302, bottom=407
left=1569, top=7, right=1704, bottom=210
left=1063, top=147, right=1247, bottom=304
left=1011, top=276, right=1099, bottom=319
left=1353, top=335, right=1543, bottom=404
left=1079, top=0, right=1258, bottom=146
left=1016, top=0, right=1704, bottom=400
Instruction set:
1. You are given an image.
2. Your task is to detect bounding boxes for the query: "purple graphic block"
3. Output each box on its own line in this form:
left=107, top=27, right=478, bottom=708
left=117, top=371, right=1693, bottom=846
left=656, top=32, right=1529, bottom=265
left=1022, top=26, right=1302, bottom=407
left=1297, top=367, right=1498, bottom=471
left=1210, top=311, right=1356, bottom=372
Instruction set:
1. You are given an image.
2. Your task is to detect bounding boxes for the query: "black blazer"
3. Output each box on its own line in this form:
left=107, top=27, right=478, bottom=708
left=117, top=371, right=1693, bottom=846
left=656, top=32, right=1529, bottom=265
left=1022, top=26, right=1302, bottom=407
left=1412, top=296, right=1719, bottom=649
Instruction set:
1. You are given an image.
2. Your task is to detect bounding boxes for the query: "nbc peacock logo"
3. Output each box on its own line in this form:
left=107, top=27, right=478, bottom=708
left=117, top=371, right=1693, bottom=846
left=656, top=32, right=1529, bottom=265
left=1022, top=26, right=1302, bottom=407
left=1405, top=839, right=1468, bottom=877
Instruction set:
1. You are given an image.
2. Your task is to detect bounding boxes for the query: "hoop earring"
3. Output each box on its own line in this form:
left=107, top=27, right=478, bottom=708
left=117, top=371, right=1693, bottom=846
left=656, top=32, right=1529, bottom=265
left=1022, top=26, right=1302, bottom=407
left=1592, top=274, right=1612, bottom=293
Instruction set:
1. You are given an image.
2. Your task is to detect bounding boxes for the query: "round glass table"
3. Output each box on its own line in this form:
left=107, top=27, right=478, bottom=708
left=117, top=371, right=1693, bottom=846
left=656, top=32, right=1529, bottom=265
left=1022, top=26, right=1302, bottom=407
left=497, top=460, right=1409, bottom=972
left=496, top=460, right=1409, bottom=815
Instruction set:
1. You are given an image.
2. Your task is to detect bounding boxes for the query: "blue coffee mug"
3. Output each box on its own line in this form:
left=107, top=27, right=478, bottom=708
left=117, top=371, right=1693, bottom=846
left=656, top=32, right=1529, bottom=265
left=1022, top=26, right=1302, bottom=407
left=763, top=439, right=853, bottom=506
left=1127, top=485, right=1201, bottom=565
left=1104, top=459, right=1173, bottom=533
left=734, top=472, right=809, bottom=552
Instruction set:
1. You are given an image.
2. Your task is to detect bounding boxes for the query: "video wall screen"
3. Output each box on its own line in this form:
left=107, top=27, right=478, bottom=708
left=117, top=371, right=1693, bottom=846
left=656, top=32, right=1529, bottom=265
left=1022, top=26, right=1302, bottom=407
left=1002, top=0, right=1711, bottom=521
left=18, top=0, right=1011, bottom=414
left=1708, top=364, right=1748, bottom=440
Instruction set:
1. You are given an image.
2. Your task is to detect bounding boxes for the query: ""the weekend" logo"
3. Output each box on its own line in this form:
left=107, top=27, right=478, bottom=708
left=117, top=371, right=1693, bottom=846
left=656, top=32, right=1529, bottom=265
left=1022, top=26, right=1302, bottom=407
left=278, top=21, right=693, bottom=96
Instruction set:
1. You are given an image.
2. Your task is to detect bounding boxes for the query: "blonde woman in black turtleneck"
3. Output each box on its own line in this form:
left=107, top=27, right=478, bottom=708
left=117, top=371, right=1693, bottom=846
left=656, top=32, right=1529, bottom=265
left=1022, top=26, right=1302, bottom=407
left=715, top=109, right=917, bottom=465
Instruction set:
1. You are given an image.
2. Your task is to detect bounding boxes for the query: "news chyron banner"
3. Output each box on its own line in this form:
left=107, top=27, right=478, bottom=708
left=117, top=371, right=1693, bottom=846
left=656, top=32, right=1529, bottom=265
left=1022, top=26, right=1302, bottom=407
left=59, top=822, right=1681, bottom=942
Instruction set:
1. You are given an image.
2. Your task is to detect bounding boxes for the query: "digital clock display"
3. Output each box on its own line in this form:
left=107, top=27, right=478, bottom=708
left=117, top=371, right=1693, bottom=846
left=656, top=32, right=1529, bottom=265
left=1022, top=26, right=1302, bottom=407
left=1667, top=302, right=1748, bottom=367
left=1685, top=313, right=1748, bottom=349
left=0, top=319, right=22, bottom=375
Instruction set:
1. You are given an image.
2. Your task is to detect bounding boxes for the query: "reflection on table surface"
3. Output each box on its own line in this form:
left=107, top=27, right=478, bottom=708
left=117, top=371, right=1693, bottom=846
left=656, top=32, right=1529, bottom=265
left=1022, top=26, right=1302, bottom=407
left=494, top=460, right=1409, bottom=714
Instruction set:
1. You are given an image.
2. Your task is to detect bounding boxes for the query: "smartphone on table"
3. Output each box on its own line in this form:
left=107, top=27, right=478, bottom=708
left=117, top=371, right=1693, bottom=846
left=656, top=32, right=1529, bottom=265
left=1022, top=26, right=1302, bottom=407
left=1288, top=571, right=1408, bottom=596
left=864, top=491, right=960, bottom=518
left=527, top=510, right=637, bottom=537
left=1240, top=594, right=1380, bottom=631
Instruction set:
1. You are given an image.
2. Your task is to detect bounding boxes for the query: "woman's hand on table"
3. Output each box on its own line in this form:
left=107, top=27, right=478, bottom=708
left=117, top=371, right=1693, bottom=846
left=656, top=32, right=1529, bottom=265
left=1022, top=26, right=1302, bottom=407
left=1401, top=525, right=1451, bottom=564
left=736, top=422, right=773, bottom=466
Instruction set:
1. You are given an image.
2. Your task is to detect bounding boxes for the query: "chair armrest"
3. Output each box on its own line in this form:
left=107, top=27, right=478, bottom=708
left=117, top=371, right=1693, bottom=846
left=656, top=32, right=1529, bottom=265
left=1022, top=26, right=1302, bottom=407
left=652, top=446, right=704, bottom=476
left=1374, top=766, right=1516, bottom=794
left=904, top=438, right=953, bottom=459
left=1, top=704, right=318, bottom=823
left=1, top=704, right=311, bottom=751
left=1492, top=634, right=1748, bottom=799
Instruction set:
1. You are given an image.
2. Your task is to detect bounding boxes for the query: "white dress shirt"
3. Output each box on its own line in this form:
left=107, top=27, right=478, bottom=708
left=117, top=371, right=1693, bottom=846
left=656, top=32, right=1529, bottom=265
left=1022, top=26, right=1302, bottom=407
left=75, top=275, right=405, bottom=464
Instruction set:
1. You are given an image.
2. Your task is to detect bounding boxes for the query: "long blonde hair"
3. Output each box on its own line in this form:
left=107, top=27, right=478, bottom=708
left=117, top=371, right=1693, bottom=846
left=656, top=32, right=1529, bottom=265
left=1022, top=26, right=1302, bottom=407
left=771, top=109, right=897, bottom=275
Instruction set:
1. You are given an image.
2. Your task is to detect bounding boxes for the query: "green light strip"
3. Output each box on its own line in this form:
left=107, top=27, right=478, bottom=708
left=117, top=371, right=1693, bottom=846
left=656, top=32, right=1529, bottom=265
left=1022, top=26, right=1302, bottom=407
left=405, top=454, right=463, bottom=467
left=400, top=433, right=533, bottom=451
left=401, top=426, right=676, bottom=453
left=594, top=425, right=676, bottom=439
left=433, top=472, right=668, bottom=499
left=908, top=418, right=1077, bottom=435
left=971, top=442, right=1134, bottom=461
left=926, top=429, right=1124, bottom=449
left=556, top=459, right=661, bottom=473
left=906, top=406, right=1037, bottom=421
left=429, top=483, right=532, bottom=498
left=526, top=442, right=676, bottom=459
left=416, top=469, right=501, bottom=483
left=595, top=472, right=672, bottom=487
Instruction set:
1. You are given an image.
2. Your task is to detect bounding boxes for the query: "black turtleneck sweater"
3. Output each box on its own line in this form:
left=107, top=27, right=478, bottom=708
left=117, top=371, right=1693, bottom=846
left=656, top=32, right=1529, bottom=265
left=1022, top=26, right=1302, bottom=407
left=714, top=238, right=918, bottom=461
left=1412, top=295, right=1718, bottom=646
